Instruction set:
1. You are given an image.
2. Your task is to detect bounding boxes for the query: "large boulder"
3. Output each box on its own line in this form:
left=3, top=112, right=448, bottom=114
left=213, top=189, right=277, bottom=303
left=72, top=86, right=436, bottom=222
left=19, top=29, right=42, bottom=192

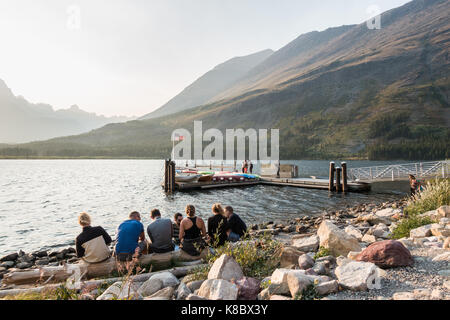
left=235, top=277, right=261, bottom=300
left=335, top=261, right=379, bottom=291
left=356, top=240, right=414, bottom=268
left=198, top=279, right=239, bottom=300
left=291, top=235, right=320, bottom=252
left=208, top=254, right=244, bottom=282
left=317, top=220, right=362, bottom=256
left=280, top=246, right=304, bottom=268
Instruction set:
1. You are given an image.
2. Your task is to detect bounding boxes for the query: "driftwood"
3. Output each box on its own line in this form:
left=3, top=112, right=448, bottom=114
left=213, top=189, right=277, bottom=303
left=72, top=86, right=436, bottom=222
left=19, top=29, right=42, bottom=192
left=0, top=264, right=206, bottom=298
left=1, top=249, right=208, bottom=286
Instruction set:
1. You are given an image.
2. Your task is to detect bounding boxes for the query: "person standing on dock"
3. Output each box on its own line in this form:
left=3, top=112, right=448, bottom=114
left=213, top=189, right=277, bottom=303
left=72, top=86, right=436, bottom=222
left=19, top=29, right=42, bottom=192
left=147, top=209, right=175, bottom=254
left=75, top=212, right=112, bottom=263
left=207, top=203, right=229, bottom=247
left=249, top=160, right=254, bottom=174
left=224, top=206, right=247, bottom=243
left=242, top=160, right=248, bottom=173
left=114, top=211, right=148, bottom=262
left=179, top=205, right=207, bottom=256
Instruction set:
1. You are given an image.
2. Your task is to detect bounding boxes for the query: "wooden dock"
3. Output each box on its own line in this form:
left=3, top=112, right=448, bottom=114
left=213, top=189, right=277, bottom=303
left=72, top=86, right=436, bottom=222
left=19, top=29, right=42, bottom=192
left=172, top=177, right=370, bottom=193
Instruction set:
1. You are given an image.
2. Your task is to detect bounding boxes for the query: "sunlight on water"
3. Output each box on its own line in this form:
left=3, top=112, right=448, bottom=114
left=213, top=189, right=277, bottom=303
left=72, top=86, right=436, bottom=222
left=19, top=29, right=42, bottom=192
left=0, top=159, right=410, bottom=255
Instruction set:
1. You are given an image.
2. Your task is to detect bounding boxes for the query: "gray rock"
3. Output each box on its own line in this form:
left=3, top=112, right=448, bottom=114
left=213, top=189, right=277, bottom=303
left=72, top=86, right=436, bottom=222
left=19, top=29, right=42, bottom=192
left=298, top=254, right=315, bottom=270
left=198, top=279, right=239, bottom=300
left=0, top=253, right=18, bottom=262
left=291, top=235, right=320, bottom=252
left=147, top=286, right=175, bottom=300
left=35, top=258, right=50, bottom=266
left=137, top=278, right=164, bottom=297
left=1, top=261, right=15, bottom=268
left=16, top=262, right=33, bottom=269
left=312, top=262, right=328, bottom=275
left=315, top=280, right=339, bottom=295
left=186, top=280, right=204, bottom=292
left=208, top=254, right=244, bottom=282
left=186, top=294, right=208, bottom=300
left=176, top=282, right=191, bottom=300
left=335, top=261, right=379, bottom=291
left=146, top=272, right=179, bottom=287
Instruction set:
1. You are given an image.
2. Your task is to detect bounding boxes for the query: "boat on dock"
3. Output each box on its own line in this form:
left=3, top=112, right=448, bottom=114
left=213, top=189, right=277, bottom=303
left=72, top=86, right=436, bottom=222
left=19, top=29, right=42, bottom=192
left=165, top=160, right=372, bottom=193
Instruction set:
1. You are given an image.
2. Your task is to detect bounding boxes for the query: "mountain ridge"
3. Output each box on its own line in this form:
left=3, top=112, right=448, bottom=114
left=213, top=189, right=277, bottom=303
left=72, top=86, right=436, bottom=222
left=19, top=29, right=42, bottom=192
left=2, top=0, right=449, bottom=160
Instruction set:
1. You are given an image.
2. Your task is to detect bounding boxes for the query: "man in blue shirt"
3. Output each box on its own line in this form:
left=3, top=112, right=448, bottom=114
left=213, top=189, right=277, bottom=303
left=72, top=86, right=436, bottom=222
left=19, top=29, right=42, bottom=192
left=115, top=211, right=147, bottom=262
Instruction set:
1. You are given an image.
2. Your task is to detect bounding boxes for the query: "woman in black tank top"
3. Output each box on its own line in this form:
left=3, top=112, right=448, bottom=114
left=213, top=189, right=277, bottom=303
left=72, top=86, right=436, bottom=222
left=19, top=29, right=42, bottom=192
left=184, top=216, right=201, bottom=239
left=180, top=205, right=207, bottom=256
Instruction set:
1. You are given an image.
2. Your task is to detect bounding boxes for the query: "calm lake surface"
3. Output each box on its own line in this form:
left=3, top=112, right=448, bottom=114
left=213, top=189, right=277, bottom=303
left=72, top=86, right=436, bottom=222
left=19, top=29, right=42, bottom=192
left=0, top=159, right=413, bottom=256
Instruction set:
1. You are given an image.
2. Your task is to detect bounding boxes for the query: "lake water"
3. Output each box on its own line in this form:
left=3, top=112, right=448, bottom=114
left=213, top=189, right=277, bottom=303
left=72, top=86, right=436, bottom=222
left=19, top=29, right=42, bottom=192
left=0, top=159, right=412, bottom=256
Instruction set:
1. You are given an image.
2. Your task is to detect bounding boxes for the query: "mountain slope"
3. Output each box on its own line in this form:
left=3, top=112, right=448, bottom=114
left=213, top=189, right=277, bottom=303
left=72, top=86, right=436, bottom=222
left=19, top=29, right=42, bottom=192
left=0, top=80, right=135, bottom=143
left=140, top=49, right=274, bottom=120
left=3, top=0, right=449, bottom=160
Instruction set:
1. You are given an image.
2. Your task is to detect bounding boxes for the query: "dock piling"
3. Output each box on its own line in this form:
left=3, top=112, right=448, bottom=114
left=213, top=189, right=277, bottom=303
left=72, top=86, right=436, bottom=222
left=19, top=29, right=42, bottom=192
left=342, top=162, right=348, bottom=193
left=329, top=162, right=335, bottom=191
left=336, top=167, right=342, bottom=192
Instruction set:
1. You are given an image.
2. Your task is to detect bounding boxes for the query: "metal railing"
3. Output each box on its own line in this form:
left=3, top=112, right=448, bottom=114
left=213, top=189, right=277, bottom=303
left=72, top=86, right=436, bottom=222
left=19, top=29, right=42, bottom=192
left=348, top=160, right=450, bottom=182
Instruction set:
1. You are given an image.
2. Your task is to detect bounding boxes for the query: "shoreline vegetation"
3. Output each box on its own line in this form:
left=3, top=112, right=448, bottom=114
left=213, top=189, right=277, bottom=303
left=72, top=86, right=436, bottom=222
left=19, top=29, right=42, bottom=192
left=0, top=178, right=448, bottom=300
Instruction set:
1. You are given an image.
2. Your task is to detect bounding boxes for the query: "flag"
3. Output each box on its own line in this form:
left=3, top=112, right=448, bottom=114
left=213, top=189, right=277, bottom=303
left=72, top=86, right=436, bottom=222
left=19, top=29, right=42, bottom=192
left=172, top=133, right=184, bottom=142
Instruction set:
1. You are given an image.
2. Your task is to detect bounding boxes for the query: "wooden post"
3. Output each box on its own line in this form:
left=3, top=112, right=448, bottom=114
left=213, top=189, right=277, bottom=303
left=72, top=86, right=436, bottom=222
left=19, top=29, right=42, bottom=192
left=170, top=161, right=176, bottom=193
left=164, top=159, right=169, bottom=193
left=336, top=167, right=342, bottom=192
left=342, top=162, right=348, bottom=193
left=329, top=162, right=335, bottom=191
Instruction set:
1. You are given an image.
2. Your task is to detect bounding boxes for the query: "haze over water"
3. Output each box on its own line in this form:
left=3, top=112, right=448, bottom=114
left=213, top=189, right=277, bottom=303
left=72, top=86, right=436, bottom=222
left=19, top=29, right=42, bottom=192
left=0, top=159, right=410, bottom=256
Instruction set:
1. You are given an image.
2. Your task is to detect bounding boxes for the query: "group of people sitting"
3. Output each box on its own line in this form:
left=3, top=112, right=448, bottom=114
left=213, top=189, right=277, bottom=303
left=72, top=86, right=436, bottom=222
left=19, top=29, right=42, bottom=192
left=75, top=204, right=247, bottom=263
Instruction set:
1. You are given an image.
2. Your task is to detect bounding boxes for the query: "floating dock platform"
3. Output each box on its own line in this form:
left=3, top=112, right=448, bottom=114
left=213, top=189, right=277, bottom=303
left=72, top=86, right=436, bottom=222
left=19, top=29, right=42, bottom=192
left=173, top=177, right=371, bottom=193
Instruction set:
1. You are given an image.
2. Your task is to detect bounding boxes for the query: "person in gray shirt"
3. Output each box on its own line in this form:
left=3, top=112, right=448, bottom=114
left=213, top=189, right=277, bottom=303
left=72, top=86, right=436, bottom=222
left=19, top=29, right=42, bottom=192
left=147, top=209, right=175, bottom=253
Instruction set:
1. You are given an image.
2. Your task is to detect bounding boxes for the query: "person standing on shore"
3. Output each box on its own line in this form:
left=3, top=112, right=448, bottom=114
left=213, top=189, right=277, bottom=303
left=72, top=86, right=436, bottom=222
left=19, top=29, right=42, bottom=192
left=147, top=209, right=175, bottom=254
left=172, top=213, right=183, bottom=246
left=249, top=160, right=254, bottom=174
left=409, top=175, right=422, bottom=195
left=179, top=205, right=207, bottom=256
left=75, top=212, right=112, bottom=263
left=207, top=203, right=229, bottom=247
left=114, top=211, right=148, bottom=262
left=224, top=206, right=247, bottom=243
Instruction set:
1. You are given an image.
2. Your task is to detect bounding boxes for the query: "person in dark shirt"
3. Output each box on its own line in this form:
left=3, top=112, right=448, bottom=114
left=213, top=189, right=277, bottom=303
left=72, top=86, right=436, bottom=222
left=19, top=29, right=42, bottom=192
left=75, top=212, right=112, bottom=263
left=172, top=213, right=183, bottom=246
left=147, top=209, right=174, bottom=253
left=207, top=203, right=228, bottom=247
left=225, top=206, right=247, bottom=242
left=179, top=205, right=207, bottom=256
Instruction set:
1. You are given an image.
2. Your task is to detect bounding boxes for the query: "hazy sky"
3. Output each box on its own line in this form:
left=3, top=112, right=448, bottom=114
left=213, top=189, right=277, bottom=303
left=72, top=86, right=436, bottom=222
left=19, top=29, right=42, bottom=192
left=0, top=0, right=410, bottom=117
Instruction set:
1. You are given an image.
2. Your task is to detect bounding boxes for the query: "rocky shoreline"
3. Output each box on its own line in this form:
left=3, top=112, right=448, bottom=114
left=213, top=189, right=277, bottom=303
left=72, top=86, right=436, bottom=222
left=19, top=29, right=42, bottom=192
left=1, top=197, right=449, bottom=300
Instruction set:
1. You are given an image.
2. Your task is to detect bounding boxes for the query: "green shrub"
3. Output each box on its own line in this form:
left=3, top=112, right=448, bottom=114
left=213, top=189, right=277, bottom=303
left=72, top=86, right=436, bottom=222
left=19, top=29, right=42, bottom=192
left=391, top=215, right=434, bottom=239
left=189, top=234, right=282, bottom=280
left=404, top=178, right=450, bottom=217
left=314, top=246, right=331, bottom=259
left=294, top=282, right=322, bottom=300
